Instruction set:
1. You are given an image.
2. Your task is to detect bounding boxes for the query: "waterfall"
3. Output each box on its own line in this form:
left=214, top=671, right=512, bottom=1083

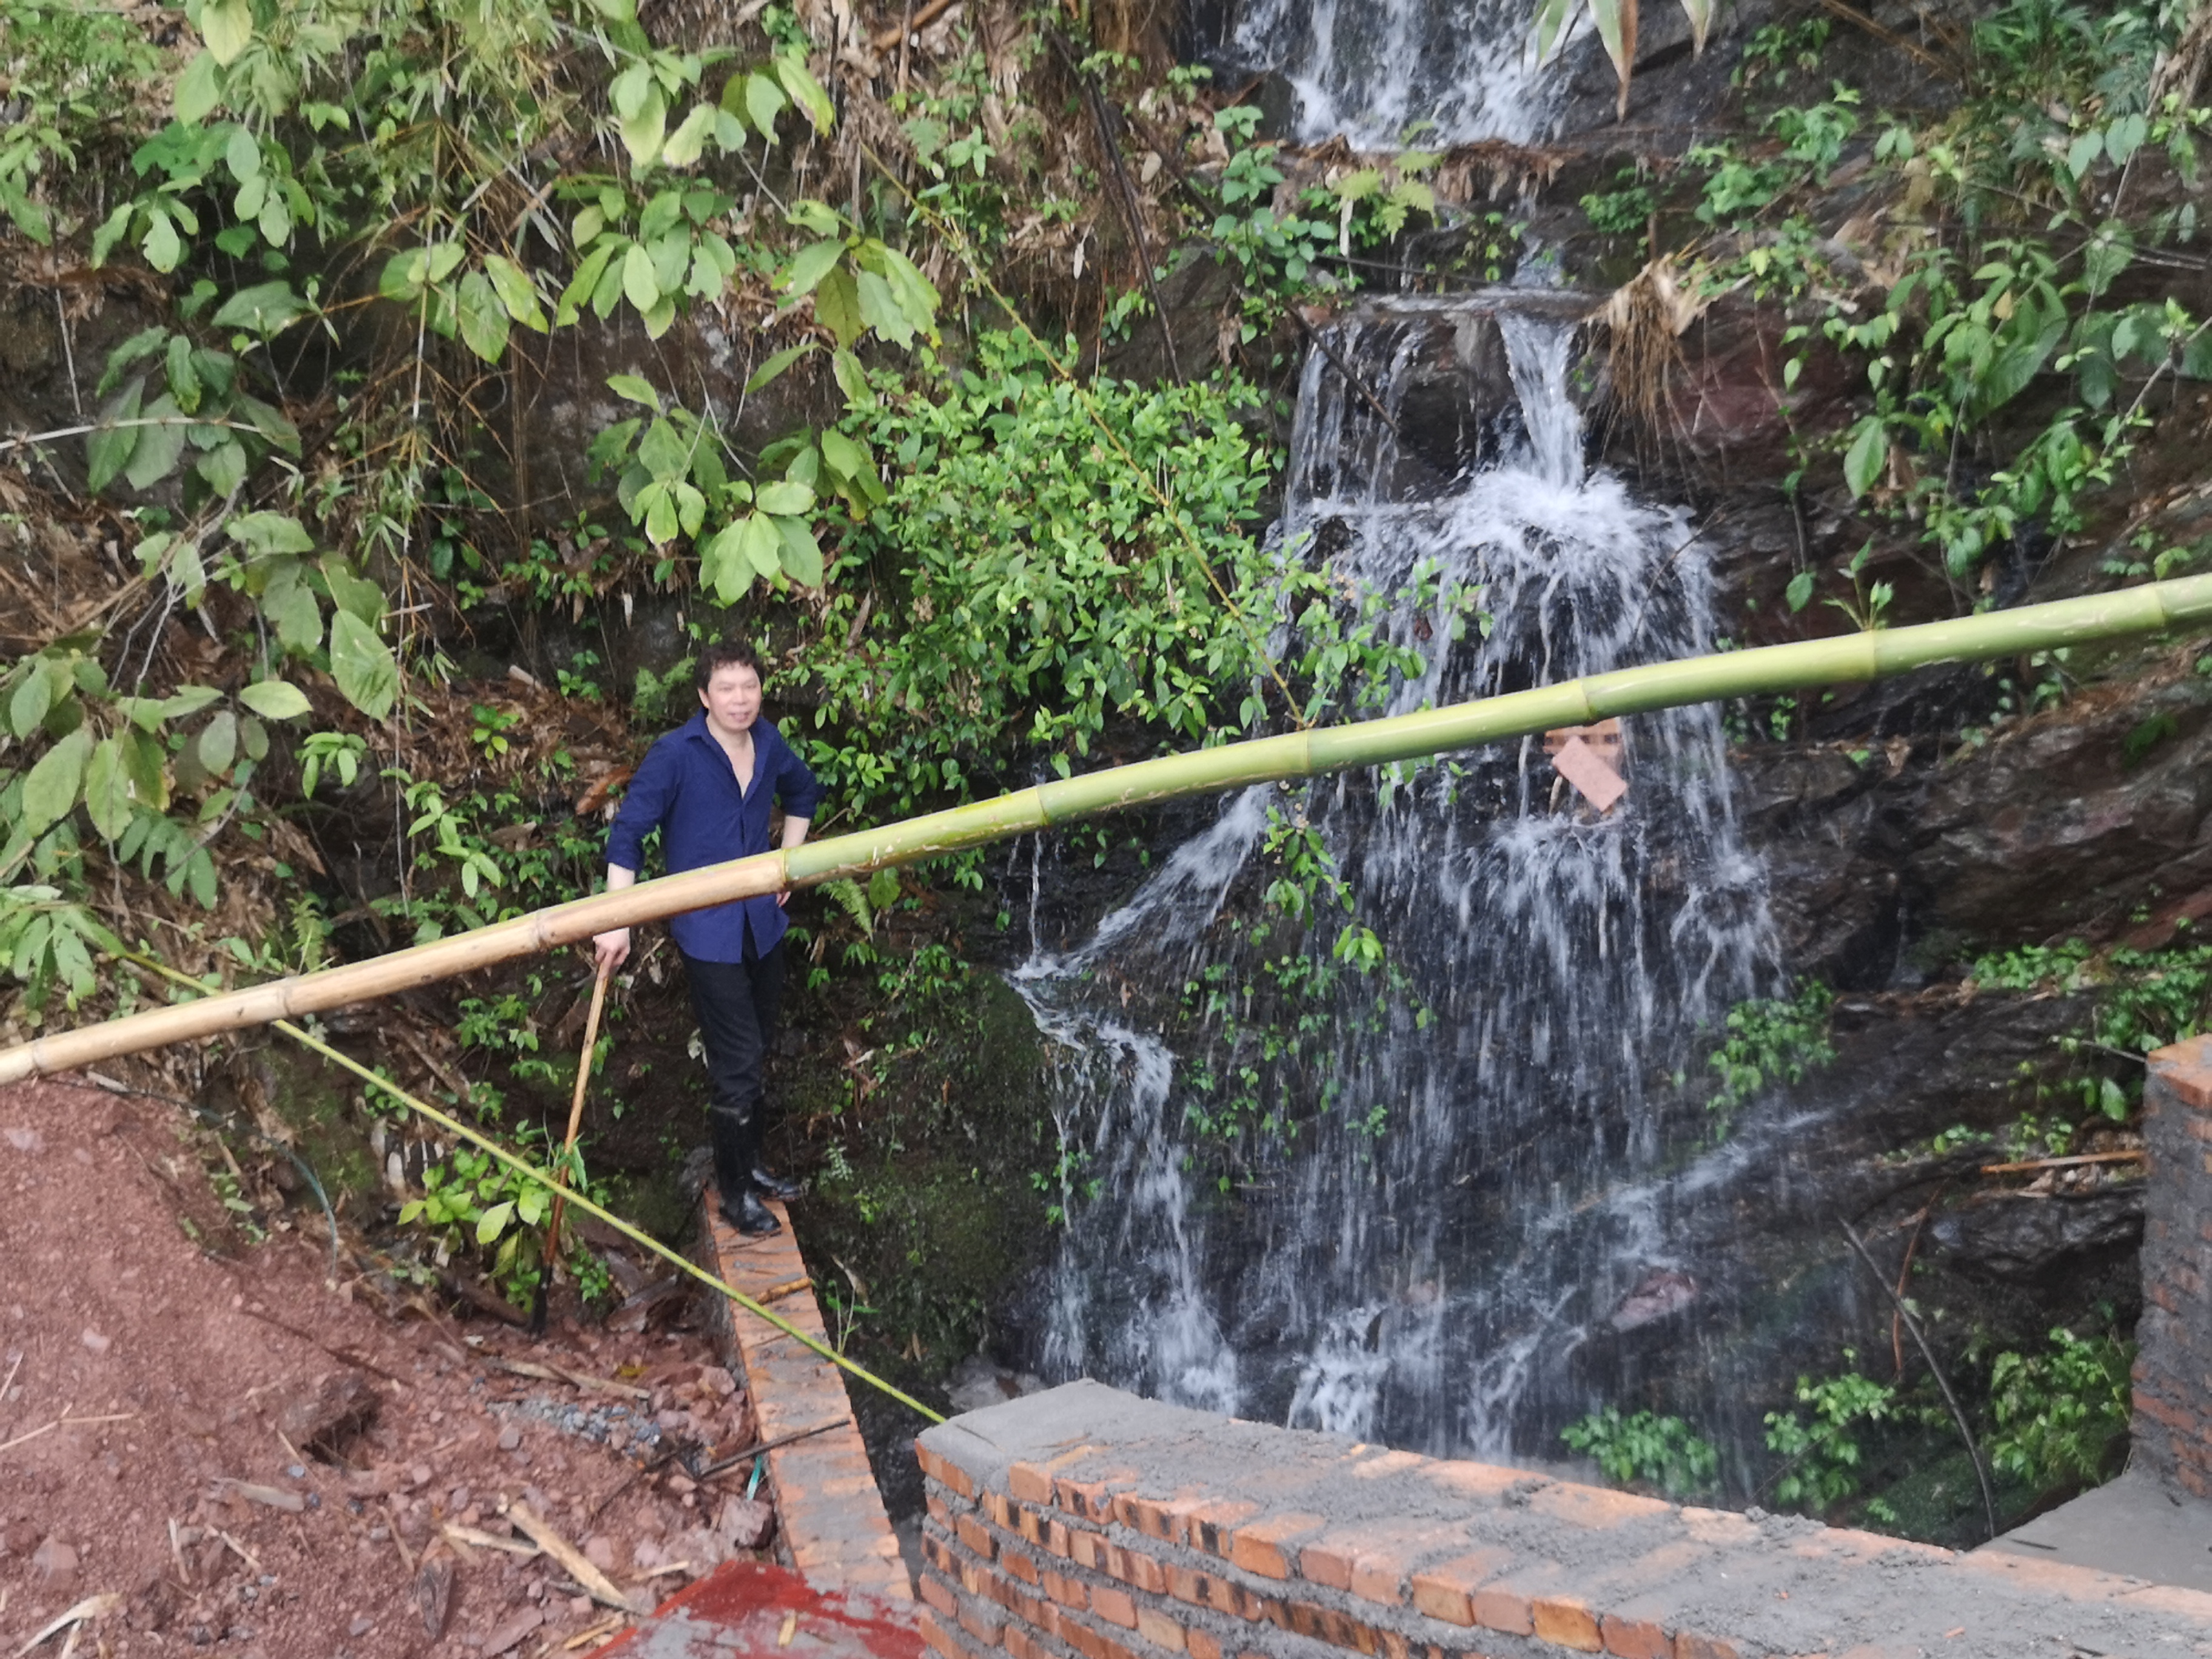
left=1011, top=300, right=1781, bottom=1463
left=1213, top=0, right=1567, bottom=147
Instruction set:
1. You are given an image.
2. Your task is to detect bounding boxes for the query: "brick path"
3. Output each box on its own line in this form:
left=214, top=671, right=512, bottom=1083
left=703, top=1199, right=914, bottom=1602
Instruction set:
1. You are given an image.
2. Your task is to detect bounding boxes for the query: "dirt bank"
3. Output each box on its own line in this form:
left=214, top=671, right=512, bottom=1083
left=0, top=1079, right=771, bottom=1658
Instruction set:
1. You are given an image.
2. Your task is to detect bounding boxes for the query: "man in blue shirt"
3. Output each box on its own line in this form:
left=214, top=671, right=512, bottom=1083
left=593, top=638, right=822, bottom=1236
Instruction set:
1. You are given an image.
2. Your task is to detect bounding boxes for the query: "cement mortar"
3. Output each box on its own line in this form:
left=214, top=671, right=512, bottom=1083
left=921, top=1381, right=2212, bottom=1659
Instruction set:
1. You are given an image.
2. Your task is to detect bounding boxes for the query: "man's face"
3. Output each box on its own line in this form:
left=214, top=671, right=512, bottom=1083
left=700, top=663, right=762, bottom=734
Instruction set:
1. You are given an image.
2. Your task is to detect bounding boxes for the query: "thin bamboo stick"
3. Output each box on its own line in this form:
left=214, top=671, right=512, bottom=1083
left=5, top=573, right=2212, bottom=1084
left=545, top=959, right=612, bottom=1267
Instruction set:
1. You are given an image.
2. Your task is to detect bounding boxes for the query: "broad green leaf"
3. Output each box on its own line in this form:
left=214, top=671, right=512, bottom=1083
left=587, top=0, right=635, bottom=20
left=86, top=379, right=144, bottom=494
left=124, top=395, right=188, bottom=492
left=854, top=268, right=912, bottom=347
left=329, top=610, right=400, bottom=719
left=745, top=73, right=786, bottom=139
left=457, top=270, right=511, bottom=363
left=819, top=427, right=871, bottom=481
left=263, top=560, right=323, bottom=652
left=2066, top=129, right=2103, bottom=179
left=774, top=56, right=836, bottom=132
left=698, top=521, right=754, bottom=605
left=641, top=295, right=678, bottom=338
left=175, top=50, right=223, bottom=123
left=622, top=242, right=661, bottom=312
left=122, top=730, right=168, bottom=812
left=831, top=348, right=872, bottom=407
left=635, top=417, right=691, bottom=480
left=605, top=376, right=660, bottom=415
left=378, top=248, right=430, bottom=302
left=212, top=279, right=306, bottom=336
left=786, top=199, right=842, bottom=236
left=197, top=438, right=248, bottom=498
left=142, top=208, right=183, bottom=272
left=2081, top=219, right=2133, bottom=299
left=813, top=265, right=862, bottom=347
left=21, top=728, right=93, bottom=836
left=227, top=511, right=314, bottom=557
left=662, top=103, right=716, bottom=169
left=872, top=243, right=940, bottom=335
left=475, top=1201, right=515, bottom=1245
left=2180, top=326, right=2212, bottom=381
left=779, top=238, right=845, bottom=297
left=160, top=685, right=224, bottom=723
left=8, top=667, right=53, bottom=739
left=224, top=124, right=261, bottom=183
left=738, top=512, right=782, bottom=578
left=83, top=738, right=133, bottom=842
left=643, top=482, right=680, bottom=543
left=1785, top=570, right=1814, bottom=612
left=610, top=63, right=652, bottom=119
left=197, top=711, right=239, bottom=776
left=321, top=558, right=384, bottom=626
left=618, top=82, right=668, bottom=170
left=238, top=680, right=312, bottom=720
left=1, top=180, right=52, bottom=247
left=775, top=516, right=823, bottom=586
left=1842, top=415, right=1886, bottom=498
left=237, top=394, right=300, bottom=454
left=2105, top=113, right=2148, bottom=166
left=481, top=255, right=548, bottom=332
left=201, top=0, right=253, bottom=65
left=745, top=342, right=816, bottom=393
left=754, top=479, right=814, bottom=515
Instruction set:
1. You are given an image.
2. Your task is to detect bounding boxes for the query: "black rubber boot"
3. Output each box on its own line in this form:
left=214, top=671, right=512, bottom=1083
left=722, top=1186, right=782, bottom=1236
left=751, top=1165, right=804, bottom=1202
left=708, top=1107, right=754, bottom=1218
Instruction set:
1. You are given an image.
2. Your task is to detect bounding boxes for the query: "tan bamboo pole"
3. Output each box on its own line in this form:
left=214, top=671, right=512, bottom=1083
left=543, top=958, right=612, bottom=1269
left=7, top=572, right=2212, bottom=1084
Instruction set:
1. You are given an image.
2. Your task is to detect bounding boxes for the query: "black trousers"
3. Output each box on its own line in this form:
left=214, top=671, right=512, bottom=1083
left=683, top=943, right=786, bottom=1188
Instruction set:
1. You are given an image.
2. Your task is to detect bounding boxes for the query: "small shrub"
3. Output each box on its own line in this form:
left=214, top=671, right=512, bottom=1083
left=1561, top=1407, right=1720, bottom=1498
left=1987, top=1327, right=2133, bottom=1493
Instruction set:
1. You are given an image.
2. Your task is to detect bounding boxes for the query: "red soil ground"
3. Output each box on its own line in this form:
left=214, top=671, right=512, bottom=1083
left=0, top=1078, right=771, bottom=1658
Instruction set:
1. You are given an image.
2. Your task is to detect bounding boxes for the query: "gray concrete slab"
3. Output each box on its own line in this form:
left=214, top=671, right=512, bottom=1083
left=1980, top=1469, right=2212, bottom=1593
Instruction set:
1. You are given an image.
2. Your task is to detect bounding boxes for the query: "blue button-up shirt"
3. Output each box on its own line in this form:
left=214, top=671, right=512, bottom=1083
left=604, top=711, right=823, bottom=963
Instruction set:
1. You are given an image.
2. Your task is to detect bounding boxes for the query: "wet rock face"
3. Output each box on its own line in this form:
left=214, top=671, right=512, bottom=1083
left=1928, top=1189, right=2145, bottom=1282
left=1732, top=652, right=2212, bottom=993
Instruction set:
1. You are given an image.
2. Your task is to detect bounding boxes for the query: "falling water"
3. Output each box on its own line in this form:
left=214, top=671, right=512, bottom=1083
left=1211, top=0, right=1567, bottom=147
left=1012, top=299, right=1781, bottom=1461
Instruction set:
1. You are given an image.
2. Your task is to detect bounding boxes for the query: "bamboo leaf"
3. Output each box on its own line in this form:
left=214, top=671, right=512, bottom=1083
left=745, top=342, right=816, bottom=393
left=1677, top=0, right=1714, bottom=55
left=1591, top=0, right=1640, bottom=118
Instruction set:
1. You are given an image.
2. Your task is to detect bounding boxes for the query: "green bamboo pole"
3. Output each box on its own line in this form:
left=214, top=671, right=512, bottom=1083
left=5, top=573, right=2211, bottom=1085
left=109, top=944, right=947, bottom=1423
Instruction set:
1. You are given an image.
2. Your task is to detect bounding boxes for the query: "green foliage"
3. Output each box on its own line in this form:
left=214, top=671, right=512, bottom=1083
left=1763, top=1366, right=1899, bottom=1513
left=0, top=0, right=161, bottom=244
left=1561, top=1408, right=1720, bottom=1498
left=1986, top=1326, right=2133, bottom=1493
left=397, top=1139, right=601, bottom=1305
left=1704, top=979, right=1837, bottom=1117
left=789, top=333, right=1278, bottom=821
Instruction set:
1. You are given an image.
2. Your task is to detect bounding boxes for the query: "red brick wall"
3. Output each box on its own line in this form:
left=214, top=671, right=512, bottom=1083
left=2138, top=1036, right=2212, bottom=1498
left=913, top=1381, right=2212, bottom=1659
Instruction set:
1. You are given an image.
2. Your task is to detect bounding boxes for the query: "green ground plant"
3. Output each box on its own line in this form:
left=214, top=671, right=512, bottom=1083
left=1561, top=1407, right=1721, bottom=1498
left=1985, top=1326, right=2134, bottom=1492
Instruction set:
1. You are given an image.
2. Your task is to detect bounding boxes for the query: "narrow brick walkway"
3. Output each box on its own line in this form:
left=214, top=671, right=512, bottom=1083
left=704, top=1199, right=914, bottom=1602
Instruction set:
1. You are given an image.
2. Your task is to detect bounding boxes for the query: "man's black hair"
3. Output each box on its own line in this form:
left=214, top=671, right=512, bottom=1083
left=694, top=637, right=763, bottom=694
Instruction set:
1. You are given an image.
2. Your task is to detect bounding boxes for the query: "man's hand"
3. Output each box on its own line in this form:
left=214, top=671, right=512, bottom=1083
left=593, top=927, right=631, bottom=972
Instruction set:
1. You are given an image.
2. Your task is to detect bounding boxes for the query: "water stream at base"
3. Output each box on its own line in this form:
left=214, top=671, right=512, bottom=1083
left=1010, top=304, right=1783, bottom=1461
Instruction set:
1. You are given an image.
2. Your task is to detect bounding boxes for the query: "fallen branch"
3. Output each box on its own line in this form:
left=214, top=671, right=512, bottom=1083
left=12, top=1594, right=122, bottom=1658
left=1978, top=1150, right=2144, bottom=1176
left=698, top=1415, right=851, bottom=1478
left=870, top=0, right=956, bottom=49
left=506, top=1500, right=651, bottom=1614
left=1840, top=1218, right=1998, bottom=1543
left=489, top=1355, right=649, bottom=1401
